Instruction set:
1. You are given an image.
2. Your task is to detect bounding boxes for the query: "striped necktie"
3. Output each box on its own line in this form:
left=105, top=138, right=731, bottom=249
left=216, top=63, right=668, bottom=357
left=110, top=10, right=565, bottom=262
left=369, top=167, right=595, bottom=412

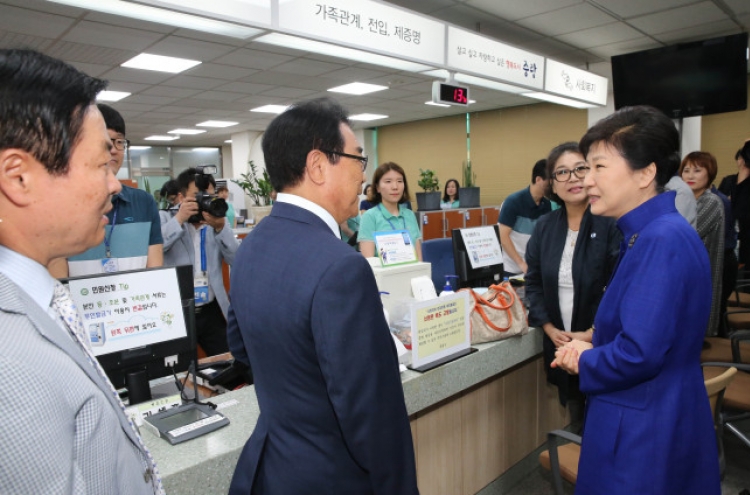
left=52, top=282, right=165, bottom=495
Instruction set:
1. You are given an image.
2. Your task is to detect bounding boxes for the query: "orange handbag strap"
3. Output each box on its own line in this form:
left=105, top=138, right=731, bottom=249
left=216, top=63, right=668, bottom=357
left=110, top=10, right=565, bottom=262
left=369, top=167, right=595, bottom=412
left=468, top=285, right=515, bottom=332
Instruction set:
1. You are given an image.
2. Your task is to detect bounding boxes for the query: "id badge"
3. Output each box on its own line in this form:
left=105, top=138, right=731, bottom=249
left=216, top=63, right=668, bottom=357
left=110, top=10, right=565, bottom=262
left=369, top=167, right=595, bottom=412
left=194, top=274, right=209, bottom=304
left=101, top=257, right=119, bottom=273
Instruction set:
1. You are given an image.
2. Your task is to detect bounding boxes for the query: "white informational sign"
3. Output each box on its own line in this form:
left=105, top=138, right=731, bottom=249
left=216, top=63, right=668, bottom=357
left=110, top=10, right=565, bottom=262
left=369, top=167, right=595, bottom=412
left=447, top=26, right=545, bottom=90
left=460, top=226, right=503, bottom=270
left=410, top=292, right=470, bottom=370
left=278, top=0, right=445, bottom=65
left=373, top=230, right=418, bottom=266
left=67, top=268, right=188, bottom=357
left=133, top=0, right=272, bottom=26
left=544, top=59, right=608, bottom=106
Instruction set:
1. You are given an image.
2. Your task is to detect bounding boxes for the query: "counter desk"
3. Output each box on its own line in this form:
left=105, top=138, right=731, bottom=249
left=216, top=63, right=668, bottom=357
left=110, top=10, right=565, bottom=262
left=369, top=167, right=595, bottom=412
left=144, top=327, right=569, bottom=494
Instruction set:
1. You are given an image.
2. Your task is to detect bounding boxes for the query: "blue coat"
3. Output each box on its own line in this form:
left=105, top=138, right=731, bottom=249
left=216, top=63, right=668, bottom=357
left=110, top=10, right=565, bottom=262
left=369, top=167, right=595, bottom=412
left=227, top=202, right=418, bottom=495
left=576, top=192, right=720, bottom=495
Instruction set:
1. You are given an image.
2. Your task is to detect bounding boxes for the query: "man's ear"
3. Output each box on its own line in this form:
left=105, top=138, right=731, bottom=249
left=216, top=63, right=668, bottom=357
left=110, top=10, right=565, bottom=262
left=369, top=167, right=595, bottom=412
left=306, top=149, right=326, bottom=185
left=0, top=149, right=37, bottom=206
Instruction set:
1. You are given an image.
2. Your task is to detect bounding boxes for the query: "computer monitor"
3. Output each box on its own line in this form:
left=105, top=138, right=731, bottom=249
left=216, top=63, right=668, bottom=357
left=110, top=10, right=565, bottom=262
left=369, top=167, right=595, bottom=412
left=451, top=225, right=504, bottom=289
left=62, top=265, right=196, bottom=404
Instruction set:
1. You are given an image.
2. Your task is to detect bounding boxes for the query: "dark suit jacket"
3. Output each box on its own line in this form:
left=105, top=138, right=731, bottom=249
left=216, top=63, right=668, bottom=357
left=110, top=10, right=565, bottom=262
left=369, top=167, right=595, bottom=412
left=525, top=207, right=620, bottom=405
left=227, top=202, right=418, bottom=495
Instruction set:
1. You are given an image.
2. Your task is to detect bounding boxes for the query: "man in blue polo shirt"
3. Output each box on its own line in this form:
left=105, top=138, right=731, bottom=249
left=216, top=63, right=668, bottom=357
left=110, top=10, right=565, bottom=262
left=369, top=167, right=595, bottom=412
left=498, top=159, right=551, bottom=275
left=50, top=104, right=163, bottom=276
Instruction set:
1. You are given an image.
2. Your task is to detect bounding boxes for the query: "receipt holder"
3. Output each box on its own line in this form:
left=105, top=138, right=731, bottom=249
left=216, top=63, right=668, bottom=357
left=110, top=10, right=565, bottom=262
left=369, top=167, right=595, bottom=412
left=143, top=403, right=229, bottom=445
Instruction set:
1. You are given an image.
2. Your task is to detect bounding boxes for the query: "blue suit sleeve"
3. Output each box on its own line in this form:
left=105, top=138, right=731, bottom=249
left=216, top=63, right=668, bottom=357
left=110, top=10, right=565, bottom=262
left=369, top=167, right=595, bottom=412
left=578, top=231, right=703, bottom=395
left=311, top=254, right=418, bottom=495
left=226, top=304, right=249, bottom=366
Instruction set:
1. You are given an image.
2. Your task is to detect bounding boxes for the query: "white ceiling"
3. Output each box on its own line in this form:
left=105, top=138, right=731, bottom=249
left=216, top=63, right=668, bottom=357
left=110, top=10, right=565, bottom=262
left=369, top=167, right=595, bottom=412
left=0, top=0, right=747, bottom=146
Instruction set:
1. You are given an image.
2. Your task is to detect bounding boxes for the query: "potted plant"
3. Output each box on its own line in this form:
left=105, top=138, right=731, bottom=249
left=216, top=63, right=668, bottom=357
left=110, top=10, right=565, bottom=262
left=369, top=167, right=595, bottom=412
left=459, top=159, right=480, bottom=208
left=232, top=160, right=274, bottom=225
left=416, top=168, right=441, bottom=211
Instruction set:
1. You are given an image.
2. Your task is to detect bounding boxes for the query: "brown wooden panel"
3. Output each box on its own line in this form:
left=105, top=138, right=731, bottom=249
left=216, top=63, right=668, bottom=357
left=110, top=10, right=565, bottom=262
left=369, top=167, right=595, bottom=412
left=460, top=376, right=506, bottom=494
left=503, top=359, right=540, bottom=467
left=464, top=208, right=483, bottom=228
left=482, top=207, right=500, bottom=226
left=702, top=75, right=750, bottom=179
left=445, top=210, right=464, bottom=235
left=420, top=211, right=445, bottom=240
left=415, top=398, right=463, bottom=495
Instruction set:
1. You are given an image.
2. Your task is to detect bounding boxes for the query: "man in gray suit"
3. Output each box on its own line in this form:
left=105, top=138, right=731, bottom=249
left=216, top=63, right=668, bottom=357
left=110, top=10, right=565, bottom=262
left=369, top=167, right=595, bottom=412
left=160, top=167, right=238, bottom=356
left=0, top=49, right=161, bottom=493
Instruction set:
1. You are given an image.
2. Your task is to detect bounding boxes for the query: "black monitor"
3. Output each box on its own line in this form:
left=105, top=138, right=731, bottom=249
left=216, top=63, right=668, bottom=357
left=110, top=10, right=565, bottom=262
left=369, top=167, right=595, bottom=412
left=612, top=33, right=748, bottom=118
left=451, top=225, right=504, bottom=289
left=62, top=265, right=196, bottom=404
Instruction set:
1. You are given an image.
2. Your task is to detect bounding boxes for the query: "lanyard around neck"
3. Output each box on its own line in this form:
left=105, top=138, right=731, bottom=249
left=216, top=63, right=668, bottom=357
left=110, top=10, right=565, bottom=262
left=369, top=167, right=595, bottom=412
left=104, top=199, right=120, bottom=258
left=378, top=203, right=406, bottom=230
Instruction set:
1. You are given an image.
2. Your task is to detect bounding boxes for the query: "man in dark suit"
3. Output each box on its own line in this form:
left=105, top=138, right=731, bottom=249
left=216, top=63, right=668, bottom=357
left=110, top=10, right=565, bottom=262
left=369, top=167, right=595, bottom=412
left=0, top=49, right=160, bottom=494
left=227, top=98, right=418, bottom=494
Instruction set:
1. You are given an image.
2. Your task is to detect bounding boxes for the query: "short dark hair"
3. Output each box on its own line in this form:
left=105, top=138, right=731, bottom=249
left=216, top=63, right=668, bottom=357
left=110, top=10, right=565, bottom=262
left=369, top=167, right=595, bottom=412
left=740, top=141, right=750, bottom=166
left=546, top=142, right=582, bottom=204
left=0, top=49, right=107, bottom=176
left=532, top=159, right=547, bottom=183
left=368, top=162, right=411, bottom=205
left=735, top=149, right=743, bottom=161
left=679, top=151, right=718, bottom=186
left=160, top=179, right=179, bottom=198
left=442, top=179, right=460, bottom=203
left=97, top=103, right=126, bottom=135
left=580, top=105, right=680, bottom=190
left=262, top=97, right=350, bottom=192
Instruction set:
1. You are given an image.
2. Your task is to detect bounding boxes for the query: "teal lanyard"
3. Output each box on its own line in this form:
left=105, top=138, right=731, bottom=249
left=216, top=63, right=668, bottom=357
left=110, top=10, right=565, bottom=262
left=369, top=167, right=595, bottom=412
left=378, top=203, right=406, bottom=230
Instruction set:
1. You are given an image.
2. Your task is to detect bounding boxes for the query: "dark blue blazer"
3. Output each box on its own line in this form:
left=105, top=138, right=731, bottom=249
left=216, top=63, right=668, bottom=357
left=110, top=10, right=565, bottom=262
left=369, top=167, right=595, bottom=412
left=227, top=202, right=418, bottom=495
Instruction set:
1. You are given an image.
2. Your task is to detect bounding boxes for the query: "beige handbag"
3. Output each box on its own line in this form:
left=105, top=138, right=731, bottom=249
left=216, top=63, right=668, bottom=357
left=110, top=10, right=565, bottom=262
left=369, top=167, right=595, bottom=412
left=461, top=281, right=529, bottom=344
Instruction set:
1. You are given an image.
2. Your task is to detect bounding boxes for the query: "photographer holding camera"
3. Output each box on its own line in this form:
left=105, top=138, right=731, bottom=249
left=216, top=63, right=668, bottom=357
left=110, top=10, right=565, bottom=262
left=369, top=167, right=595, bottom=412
left=161, top=166, right=239, bottom=356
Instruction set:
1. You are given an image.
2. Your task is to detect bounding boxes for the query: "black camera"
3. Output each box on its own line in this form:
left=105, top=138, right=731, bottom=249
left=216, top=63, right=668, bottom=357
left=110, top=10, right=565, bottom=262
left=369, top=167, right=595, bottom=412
left=188, top=165, right=228, bottom=223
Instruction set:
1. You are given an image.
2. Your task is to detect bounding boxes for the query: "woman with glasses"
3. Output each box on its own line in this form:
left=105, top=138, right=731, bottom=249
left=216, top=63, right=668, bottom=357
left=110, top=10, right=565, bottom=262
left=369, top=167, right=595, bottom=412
left=358, top=162, right=422, bottom=261
left=553, top=106, right=721, bottom=495
left=525, top=142, right=620, bottom=432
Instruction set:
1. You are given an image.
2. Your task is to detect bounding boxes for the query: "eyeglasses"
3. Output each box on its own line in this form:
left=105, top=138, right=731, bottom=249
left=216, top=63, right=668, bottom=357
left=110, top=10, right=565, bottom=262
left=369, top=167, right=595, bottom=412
left=320, top=149, right=368, bottom=172
left=110, top=138, right=130, bottom=151
left=552, top=165, right=590, bottom=182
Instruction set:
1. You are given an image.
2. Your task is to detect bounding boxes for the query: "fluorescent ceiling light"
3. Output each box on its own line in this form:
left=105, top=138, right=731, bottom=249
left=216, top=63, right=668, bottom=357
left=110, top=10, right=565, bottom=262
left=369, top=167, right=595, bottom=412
left=196, top=120, right=238, bottom=128
left=224, top=140, right=232, bottom=143
left=422, top=70, right=528, bottom=94
left=425, top=101, right=450, bottom=108
left=255, top=33, right=433, bottom=73
left=129, top=146, right=152, bottom=150
left=250, top=105, right=289, bottom=114
left=167, top=128, right=206, bottom=135
left=97, top=90, right=131, bottom=102
left=328, top=83, right=388, bottom=95
left=144, top=135, right=180, bottom=141
left=192, top=147, right=217, bottom=152
left=349, top=113, right=388, bottom=121
left=122, top=53, right=201, bottom=74
left=47, top=0, right=261, bottom=39
left=522, top=92, right=596, bottom=109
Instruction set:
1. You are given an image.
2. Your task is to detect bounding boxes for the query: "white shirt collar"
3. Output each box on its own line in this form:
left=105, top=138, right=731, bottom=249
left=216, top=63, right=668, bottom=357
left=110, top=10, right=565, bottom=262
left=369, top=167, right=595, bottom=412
left=0, top=245, right=57, bottom=312
left=275, top=193, right=341, bottom=239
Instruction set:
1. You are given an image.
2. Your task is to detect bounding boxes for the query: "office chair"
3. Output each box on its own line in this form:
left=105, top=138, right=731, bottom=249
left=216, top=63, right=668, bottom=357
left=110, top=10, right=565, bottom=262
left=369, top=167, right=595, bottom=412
left=703, top=360, right=750, bottom=460
left=538, top=366, right=737, bottom=495
left=702, top=330, right=750, bottom=365
left=421, top=238, right=455, bottom=293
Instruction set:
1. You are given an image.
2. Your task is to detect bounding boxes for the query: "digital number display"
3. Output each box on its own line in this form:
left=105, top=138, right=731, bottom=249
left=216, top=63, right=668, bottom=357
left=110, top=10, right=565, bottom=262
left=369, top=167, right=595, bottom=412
left=432, top=81, right=470, bottom=106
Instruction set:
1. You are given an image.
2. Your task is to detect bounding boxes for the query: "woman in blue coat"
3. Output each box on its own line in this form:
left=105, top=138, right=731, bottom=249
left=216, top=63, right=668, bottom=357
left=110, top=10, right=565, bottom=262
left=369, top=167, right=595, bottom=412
left=553, top=106, right=720, bottom=495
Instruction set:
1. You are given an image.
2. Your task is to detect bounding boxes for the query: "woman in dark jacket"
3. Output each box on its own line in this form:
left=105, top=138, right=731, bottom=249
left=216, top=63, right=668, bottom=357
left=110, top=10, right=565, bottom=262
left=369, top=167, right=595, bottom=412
left=525, top=142, right=620, bottom=431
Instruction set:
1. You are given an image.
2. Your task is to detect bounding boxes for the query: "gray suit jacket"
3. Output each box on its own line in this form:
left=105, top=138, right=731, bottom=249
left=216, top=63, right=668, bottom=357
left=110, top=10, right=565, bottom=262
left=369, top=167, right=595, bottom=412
left=0, top=274, right=154, bottom=494
left=159, top=211, right=238, bottom=317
